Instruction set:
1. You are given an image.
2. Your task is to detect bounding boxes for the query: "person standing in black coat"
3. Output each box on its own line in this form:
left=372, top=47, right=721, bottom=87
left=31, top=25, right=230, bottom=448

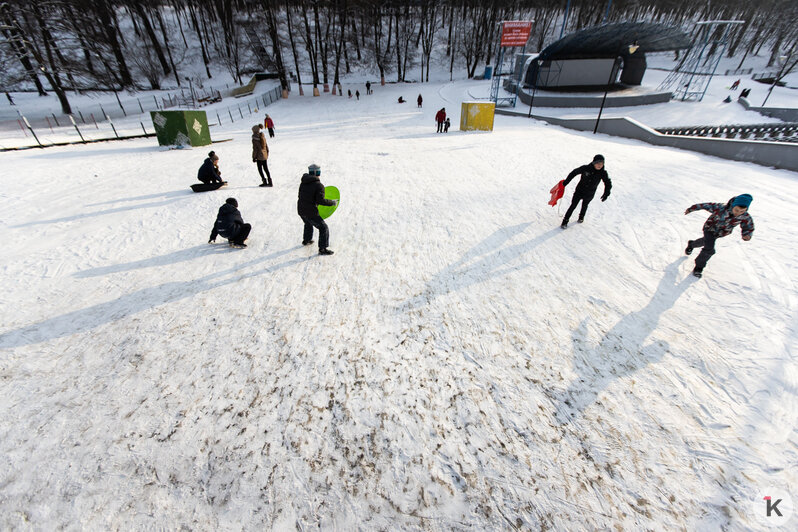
left=197, top=151, right=224, bottom=184
left=560, top=154, right=612, bottom=228
left=209, top=198, right=251, bottom=248
left=297, top=164, right=338, bottom=255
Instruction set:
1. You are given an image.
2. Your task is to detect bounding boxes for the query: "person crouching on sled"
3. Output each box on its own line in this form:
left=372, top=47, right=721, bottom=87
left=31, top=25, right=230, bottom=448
left=209, top=197, right=251, bottom=248
left=684, top=194, right=754, bottom=278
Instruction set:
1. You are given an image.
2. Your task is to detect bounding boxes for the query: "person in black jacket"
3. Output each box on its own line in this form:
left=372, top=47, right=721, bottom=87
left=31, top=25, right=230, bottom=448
left=560, top=154, right=612, bottom=228
left=197, top=151, right=225, bottom=184
left=209, top=198, right=251, bottom=248
left=297, top=164, right=338, bottom=255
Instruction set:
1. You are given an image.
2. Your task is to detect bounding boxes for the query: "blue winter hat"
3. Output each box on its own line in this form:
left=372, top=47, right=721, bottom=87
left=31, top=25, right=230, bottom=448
left=731, top=194, right=752, bottom=209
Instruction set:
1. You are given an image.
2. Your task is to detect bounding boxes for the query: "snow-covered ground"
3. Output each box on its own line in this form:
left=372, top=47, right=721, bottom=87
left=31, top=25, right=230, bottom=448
left=1, top=78, right=797, bottom=530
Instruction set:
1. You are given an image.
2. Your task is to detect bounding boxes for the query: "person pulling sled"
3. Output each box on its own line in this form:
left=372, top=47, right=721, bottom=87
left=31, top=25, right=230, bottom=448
left=560, top=154, right=612, bottom=228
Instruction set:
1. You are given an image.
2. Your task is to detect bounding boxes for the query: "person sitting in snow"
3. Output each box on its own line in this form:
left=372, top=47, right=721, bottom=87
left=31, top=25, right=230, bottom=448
left=197, top=151, right=225, bottom=185
left=684, top=194, right=754, bottom=278
left=209, top=197, right=251, bottom=248
left=297, top=164, right=338, bottom=256
left=560, top=154, right=612, bottom=228
left=398, top=96, right=405, bottom=103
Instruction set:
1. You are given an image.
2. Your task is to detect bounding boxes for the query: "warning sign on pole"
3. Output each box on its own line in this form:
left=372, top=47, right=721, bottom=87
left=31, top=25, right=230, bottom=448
left=500, top=21, right=533, bottom=47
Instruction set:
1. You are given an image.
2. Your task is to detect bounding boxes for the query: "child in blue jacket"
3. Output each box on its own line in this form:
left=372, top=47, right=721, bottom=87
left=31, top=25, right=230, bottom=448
left=684, top=194, right=754, bottom=278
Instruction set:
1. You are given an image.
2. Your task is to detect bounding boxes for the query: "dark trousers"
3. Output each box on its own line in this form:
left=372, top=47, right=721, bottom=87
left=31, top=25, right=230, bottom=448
left=437, top=121, right=444, bottom=132
left=267, top=128, right=275, bottom=138
left=301, top=214, right=329, bottom=250
left=232, top=223, right=251, bottom=244
left=563, top=192, right=594, bottom=223
left=691, top=230, right=718, bottom=271
left=256, top=160, right=272, bottom=184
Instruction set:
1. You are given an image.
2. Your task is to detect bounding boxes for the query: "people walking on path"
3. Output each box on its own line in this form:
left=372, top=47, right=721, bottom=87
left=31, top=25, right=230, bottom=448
left=355, top=90, right=360, bottom=100
left=251, top=124, right=272, bottom=187
left=435, top=108, right=446, bottom=133
left=560, top=154, right=612, bottom=228
left=264, top=114, right=275, bottom=137
left=297, top=164, right=338, bottom=256
left=684, top=194, right=754, bottom=278
left=209, top=198, right=251, bottom=248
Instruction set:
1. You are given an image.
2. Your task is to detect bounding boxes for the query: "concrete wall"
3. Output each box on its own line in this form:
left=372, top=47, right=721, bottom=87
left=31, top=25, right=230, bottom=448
left=515, top=85, right=672, bottom=108
left=737, top=97, right=798, bottom=122
left=495, top=109, right=798, bottom=172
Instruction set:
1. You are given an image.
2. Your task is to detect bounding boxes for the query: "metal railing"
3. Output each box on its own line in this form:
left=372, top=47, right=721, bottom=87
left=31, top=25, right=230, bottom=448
left=655, top=122, right=798, bottom=143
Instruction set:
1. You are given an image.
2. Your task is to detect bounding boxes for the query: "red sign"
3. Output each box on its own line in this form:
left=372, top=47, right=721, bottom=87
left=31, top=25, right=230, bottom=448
left=500, top=21, right=532, bottom=47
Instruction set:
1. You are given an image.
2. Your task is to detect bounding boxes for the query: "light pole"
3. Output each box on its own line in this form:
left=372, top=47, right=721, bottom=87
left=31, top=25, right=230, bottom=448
left=762, top=53, right=793, bottom=107
left=593, top=42, right=638, bottom=134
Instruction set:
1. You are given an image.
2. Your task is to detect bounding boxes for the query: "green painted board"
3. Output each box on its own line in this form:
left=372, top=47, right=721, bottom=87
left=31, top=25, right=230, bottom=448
left=318, top=186, right=340, bottom=219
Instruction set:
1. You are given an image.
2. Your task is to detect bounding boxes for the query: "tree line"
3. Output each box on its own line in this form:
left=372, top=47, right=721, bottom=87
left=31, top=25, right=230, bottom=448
left=1, top=0, right=796, bottom=114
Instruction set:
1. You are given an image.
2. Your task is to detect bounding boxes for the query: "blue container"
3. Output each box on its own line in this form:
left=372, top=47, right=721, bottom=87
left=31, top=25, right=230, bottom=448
left=483, top=66, right=493, bottom=80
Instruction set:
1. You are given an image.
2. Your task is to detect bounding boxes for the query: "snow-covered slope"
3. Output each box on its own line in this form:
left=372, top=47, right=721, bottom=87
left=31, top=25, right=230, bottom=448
left=1, top=79, right=796, bottom=530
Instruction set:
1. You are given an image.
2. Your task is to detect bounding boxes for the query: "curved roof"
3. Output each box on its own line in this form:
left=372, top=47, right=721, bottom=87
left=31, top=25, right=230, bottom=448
left=538, top=22, right=691, bottom=61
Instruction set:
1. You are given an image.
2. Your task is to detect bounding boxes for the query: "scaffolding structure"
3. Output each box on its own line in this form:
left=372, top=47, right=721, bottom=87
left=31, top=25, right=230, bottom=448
left=658, top=20, right=743, bottom=102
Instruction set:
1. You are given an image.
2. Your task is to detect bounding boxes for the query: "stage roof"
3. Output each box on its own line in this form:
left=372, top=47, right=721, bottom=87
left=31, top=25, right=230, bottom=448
left=538, top=22, right=692, bottom=61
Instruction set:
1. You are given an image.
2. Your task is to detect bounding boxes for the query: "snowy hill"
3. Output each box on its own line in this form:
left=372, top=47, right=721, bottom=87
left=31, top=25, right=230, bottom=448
left=1, top=79, right=796, bottom=529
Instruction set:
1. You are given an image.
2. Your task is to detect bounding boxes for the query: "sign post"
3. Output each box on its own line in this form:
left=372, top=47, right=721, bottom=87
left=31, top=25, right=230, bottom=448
left=490, top=21, right=533, bottom=107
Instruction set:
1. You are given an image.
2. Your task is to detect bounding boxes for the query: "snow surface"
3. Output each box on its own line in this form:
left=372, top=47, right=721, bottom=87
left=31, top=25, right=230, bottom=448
left=1, top=78, right=797, bottom=530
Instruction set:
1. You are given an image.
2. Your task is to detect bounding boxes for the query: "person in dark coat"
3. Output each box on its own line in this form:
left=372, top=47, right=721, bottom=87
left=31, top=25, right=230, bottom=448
left=435, top=108, right=446, bottom=133
left=417, top=94, right=423, bottom=108
left=355, top=90, right=360, bottom=100
left=444, top=117, right=451, bottom=133
left=684, top=194, right=754, bottom=278
left=209, top=197, right=251, bottom=248
left=252, top=124, right=272, bottom=187
left=366, top=81, right=371, bottom=95
left=197, top=151, right=224, bottom=184
left=297, top=164, right=338, bottom=255
left=560, top=154, right=612, bottom=228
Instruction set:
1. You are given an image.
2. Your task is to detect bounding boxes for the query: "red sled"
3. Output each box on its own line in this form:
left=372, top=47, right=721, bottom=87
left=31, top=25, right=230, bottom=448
left=549, top=180, right=564, bottom=206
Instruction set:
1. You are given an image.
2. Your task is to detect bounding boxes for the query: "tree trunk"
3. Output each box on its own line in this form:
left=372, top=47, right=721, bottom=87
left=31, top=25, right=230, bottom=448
left=132, top=2, right=171, bottom=76
left=286, top=6, right=305, bottom=95
left=95, top=0, right=133, bottom=87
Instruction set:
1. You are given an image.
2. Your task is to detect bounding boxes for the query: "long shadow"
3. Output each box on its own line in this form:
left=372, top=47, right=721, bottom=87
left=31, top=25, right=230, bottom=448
left=28, top=145, right=162, bottom=159
left=12, top=194, right=192, bottom=227
left=0, top=246, right=307, bottom=348
left=399, top=223, right=560, bottom=310
left=86, top=189, right=189, bottom=207
left=74, top=244, right=233, bottom=278
left=555, top=257, right=695, bottom=424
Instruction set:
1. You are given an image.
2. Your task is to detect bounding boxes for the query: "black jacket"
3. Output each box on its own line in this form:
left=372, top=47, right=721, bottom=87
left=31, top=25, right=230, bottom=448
left=297, top=174, right=335, bottom=217
left=198, top=158, right=222, bottom=184
left=564, top=164, right=612, bottom=199
left=210, top=203, right=244, bottom=240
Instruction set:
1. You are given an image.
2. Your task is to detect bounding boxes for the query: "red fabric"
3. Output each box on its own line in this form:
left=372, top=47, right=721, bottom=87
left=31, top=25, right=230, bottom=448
left=264, top=117, right=274, bottom=128
left=435, top=110, right=446, bottom=123
left=548, top=180, right=564, bottom=206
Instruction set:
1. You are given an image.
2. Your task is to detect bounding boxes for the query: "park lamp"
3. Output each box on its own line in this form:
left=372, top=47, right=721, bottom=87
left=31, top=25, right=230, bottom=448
left=593, top=40, right=639, bottom=134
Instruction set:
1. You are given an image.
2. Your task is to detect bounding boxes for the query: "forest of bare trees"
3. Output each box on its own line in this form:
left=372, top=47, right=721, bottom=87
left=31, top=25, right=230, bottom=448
left=1, top=0, right=796, bottom=114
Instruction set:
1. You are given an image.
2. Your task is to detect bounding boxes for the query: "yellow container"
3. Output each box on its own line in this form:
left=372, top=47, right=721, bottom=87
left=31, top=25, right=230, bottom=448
left=459, top=101, right=495, bottom=131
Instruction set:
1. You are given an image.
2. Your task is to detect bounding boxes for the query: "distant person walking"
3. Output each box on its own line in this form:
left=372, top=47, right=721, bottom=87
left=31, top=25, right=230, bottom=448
left=444, top=117, right=451, bottom=133
left=264, top=114, right=275, bottom=137
left=251, top=124, right=273, bottom=187
left=560, top=154, right=612, bottom=228
left=366, top=81, right=372, bottom=95
left=355, top=90, right=360, bottom=100
left=197, top=151, right=224, bottom=184
left=297, top=164, right=338, bottom=256
left=5, top=92, right=14, bottom=105
left=209, top=198, right=251, bottom=248
left=417, top=94, right=423, bottom=108
left=684, top=194, right=754, bottom=278
left=348, top=89, right=352, bottom=98
left=435, top=107, right=446, bottom=133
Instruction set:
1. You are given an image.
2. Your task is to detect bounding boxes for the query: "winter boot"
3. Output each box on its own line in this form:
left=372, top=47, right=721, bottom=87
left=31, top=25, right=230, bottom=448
left=577, top=218, right=584, bottom=223
left=560, top=221, right=568, bottom=229
left=318, top=248, right=334, bottom=255
left=692, top=268, right=703, bottom=278
left=302, top=240, right=315, bottom=246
